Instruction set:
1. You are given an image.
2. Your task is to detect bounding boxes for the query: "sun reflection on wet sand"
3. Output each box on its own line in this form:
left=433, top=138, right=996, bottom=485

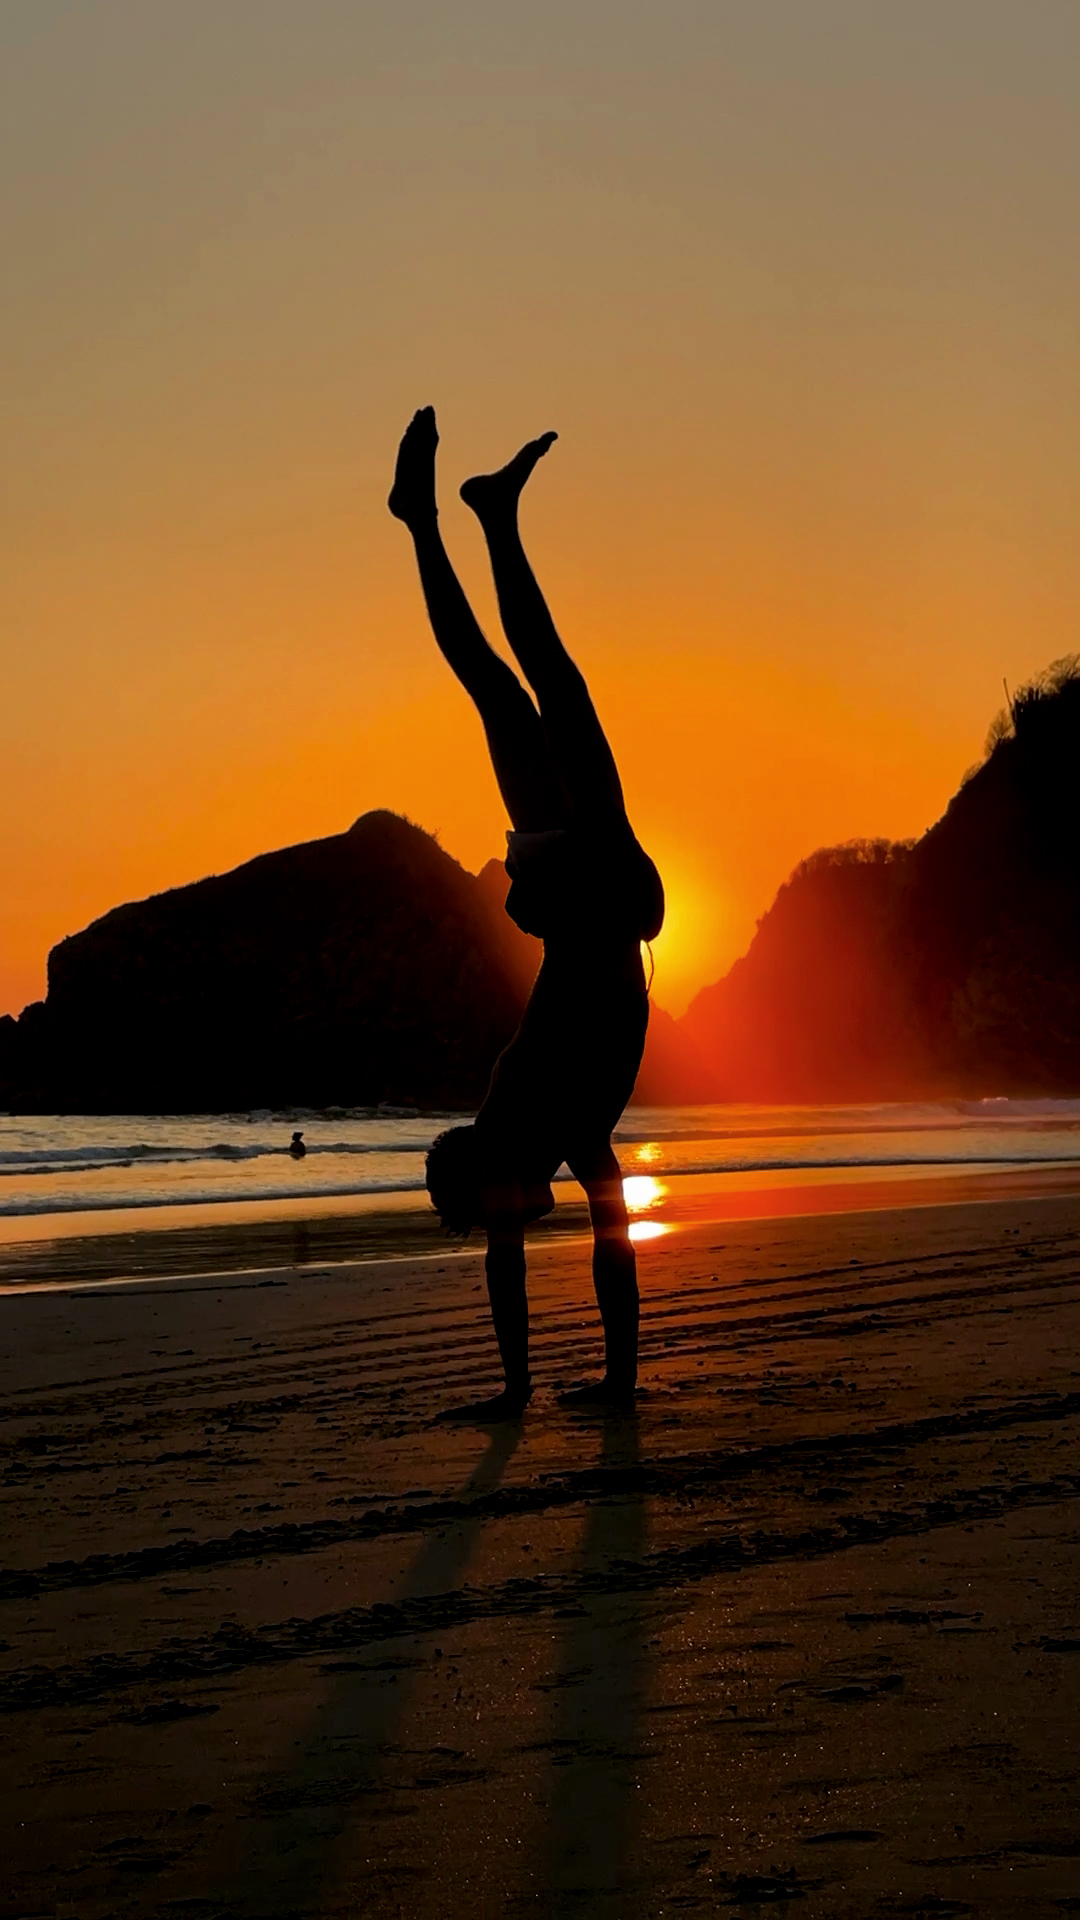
left=628, top=1219, right=670, bottom=1243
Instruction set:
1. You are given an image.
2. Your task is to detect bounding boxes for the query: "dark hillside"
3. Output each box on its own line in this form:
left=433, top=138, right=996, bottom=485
left=681, top=840, right=922, bottom=1100
left=905, top=660, right=1080, bottom=1089
left=683, top=658, right=1080, bottom=1098
left=0, top=813, right=539, bottom=1112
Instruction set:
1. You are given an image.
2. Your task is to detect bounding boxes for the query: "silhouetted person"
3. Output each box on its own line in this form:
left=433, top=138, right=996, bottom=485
left=289, top=1130, right=306, bottom=1159
left=389, top=407, right=663, bottom=1419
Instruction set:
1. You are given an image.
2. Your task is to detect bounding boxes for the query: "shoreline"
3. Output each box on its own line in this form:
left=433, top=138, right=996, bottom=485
left=3, top=1157, right=1080, bottom=1292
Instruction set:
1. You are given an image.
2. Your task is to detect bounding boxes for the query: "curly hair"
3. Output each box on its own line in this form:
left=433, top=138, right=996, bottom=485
left=425, top=1124, right=482, bottom=1236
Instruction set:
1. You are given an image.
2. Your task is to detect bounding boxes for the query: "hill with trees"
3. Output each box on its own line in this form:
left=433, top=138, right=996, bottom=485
left=682, top=657, right=1080, bottom=1097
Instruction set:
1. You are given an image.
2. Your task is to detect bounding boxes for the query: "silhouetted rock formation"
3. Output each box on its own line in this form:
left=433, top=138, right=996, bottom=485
left=683, top=658, right=1080, bottom=1098
left=0, top=814, right=543, bottom=1113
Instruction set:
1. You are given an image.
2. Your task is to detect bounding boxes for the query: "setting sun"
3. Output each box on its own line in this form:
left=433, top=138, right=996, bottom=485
left=642, top=845, right=732, bottom=1018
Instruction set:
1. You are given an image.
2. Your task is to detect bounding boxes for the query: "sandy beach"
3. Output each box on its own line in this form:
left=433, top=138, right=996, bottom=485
left=4, top=1183, right=1080, bottom=1918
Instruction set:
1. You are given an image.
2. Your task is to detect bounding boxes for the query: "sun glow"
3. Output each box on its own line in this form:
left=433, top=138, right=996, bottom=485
left=643, top=844, right=733, bottom=1017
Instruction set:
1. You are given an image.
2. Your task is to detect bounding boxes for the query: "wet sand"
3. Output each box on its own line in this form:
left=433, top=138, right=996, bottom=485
left=4, top=1187, right=1080, bottom=1917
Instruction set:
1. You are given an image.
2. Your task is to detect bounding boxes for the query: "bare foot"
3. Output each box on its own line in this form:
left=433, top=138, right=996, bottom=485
left=435, top=1385, right=532, bottom=1425
left=459, top=431, right=557, bottom=525
left=388, top=406, right=439, bottom=529
left=557, top=1378, right=637, bottom=1413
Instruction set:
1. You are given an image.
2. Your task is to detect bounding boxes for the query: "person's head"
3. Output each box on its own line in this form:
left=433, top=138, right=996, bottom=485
left=425, top=1124, right=483, bottom=1235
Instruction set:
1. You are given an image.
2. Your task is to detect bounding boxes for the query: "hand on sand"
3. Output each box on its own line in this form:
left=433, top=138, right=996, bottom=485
left=388, top=406, right=439, bottom=529
left=435, top=1385, right=533, bottom=1425
left=557, top=1378, right=638, bottom=1414
left=459, top=432, right=557, bottom=525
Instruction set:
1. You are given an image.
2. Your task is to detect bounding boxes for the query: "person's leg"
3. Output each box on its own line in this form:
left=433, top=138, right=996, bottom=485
left=561, top=1142, right=639, bottom=1406
left=390, top=409, right=568, bottom=832
left=460, top=436, right=625, bottom=822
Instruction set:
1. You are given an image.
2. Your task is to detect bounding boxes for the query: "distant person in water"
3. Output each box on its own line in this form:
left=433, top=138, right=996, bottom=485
left=389, top=407, right=664, bottom=1419
left=289, top=1131, right=306, bottom=1159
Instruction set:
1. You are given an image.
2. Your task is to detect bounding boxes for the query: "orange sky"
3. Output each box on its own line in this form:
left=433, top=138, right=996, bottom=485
left=4, top=3, right=1080, bottom=1018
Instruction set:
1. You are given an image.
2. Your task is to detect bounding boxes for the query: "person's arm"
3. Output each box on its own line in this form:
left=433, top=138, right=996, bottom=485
left=484, top=1212, right=531, bottom=1407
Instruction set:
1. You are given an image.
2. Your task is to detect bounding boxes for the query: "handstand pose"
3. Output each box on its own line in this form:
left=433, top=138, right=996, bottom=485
left=389, top=408, right=664, bottom=1419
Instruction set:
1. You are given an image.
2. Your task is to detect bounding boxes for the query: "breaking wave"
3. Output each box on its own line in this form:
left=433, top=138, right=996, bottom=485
left=1, top=1100, right=1079, bottom=1223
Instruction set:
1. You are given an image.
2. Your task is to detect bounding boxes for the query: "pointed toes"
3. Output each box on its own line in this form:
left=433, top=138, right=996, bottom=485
left=407, top=405, right=439, bottom=444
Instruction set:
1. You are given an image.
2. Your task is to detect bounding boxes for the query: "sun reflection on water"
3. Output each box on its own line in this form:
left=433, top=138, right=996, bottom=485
left=622, top=1173, right=670, bottom=1241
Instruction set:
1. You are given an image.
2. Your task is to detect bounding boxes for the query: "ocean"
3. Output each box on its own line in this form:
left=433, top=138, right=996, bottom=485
left=2, top=1100, right=1079, bottom=1237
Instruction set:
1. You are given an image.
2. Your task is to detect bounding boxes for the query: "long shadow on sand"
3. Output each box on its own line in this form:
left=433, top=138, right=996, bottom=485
left=516, top=1411, right=650, bottom=1916
left=226, top=1420, right=525, bottom=1917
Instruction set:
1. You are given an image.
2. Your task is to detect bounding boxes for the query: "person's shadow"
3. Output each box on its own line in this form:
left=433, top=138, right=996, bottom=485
left=524, top=1410, right=650, bottom=1915
left=227, top=1419, right=525, bottom=1917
